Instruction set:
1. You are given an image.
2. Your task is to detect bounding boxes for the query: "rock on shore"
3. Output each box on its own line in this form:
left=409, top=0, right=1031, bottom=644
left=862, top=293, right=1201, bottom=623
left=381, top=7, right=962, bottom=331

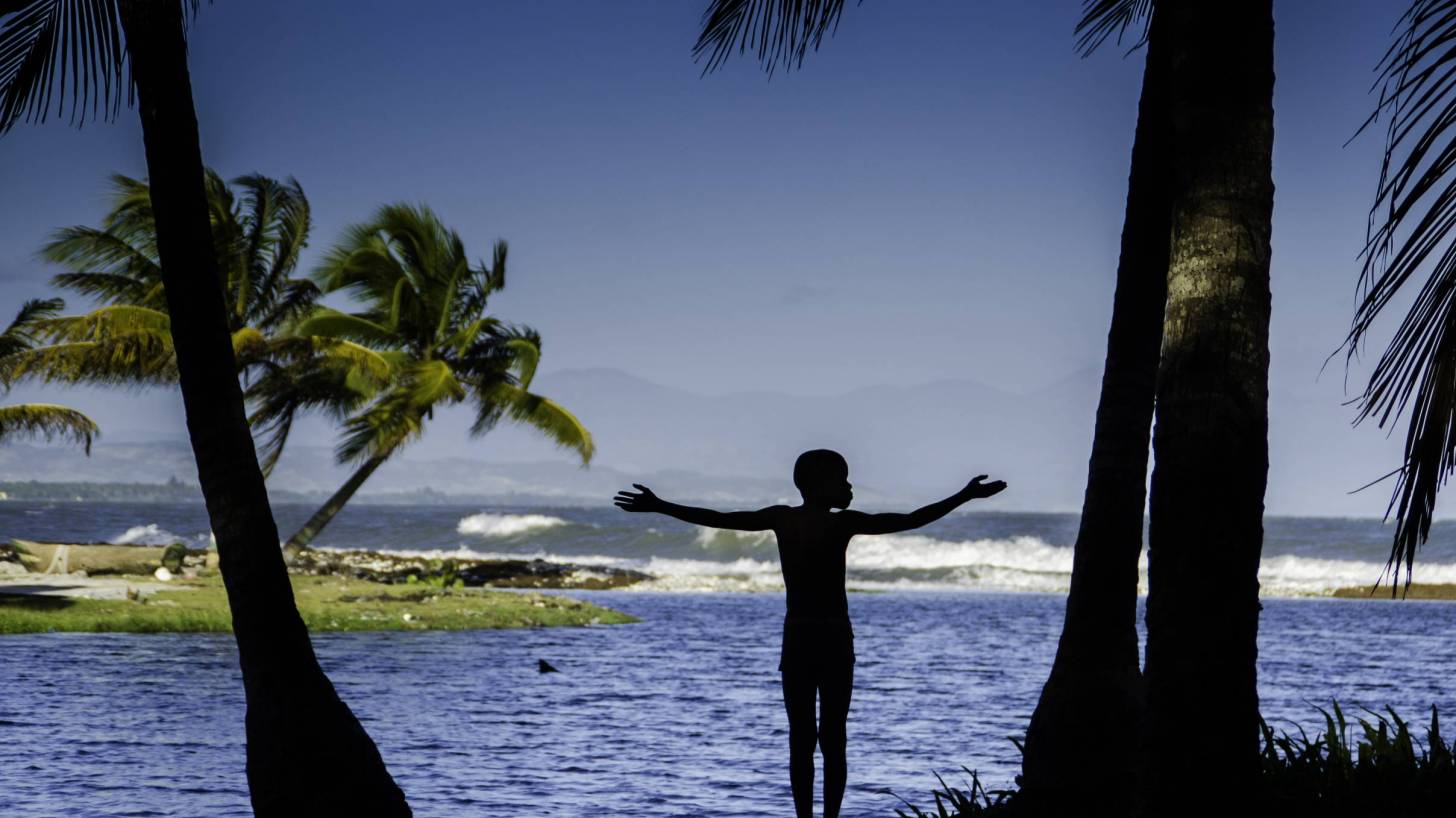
left=286, top=547, right=651, bottom=590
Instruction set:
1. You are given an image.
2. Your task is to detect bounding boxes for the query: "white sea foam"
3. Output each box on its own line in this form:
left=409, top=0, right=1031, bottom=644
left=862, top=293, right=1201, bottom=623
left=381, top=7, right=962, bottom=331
left=456, top=512, right=567, bottom=538
left=111, top=524, right=187, bottom=546
left=335, top=523, right=1456, bottom=598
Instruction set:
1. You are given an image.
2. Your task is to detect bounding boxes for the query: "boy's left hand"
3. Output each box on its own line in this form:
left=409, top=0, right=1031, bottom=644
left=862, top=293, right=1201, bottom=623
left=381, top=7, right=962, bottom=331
left=961, top=475, right=1007, bottom=499
left=614, top=483, right=664, bottom=513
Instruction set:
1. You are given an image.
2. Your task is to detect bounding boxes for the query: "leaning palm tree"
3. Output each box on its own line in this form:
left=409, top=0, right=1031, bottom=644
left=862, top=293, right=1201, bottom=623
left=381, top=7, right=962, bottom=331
left=695, top=1, right=1168, bottom=811
left=1340, top=0, right=1456, bottom=589
left=1, top=169, right=316, bottom=388
left=254, top=203, right=594, bottom=551
left=0, top=3, right=410, bottom=815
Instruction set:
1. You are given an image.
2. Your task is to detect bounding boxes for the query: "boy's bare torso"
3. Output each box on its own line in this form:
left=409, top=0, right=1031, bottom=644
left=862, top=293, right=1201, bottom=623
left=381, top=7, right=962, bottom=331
left=769, top=505, right=855, bottom=623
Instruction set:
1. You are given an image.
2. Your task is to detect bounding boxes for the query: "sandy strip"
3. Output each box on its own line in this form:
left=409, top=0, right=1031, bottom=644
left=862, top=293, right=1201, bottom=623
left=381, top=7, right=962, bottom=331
left=0, top=575, right=186, bottom=600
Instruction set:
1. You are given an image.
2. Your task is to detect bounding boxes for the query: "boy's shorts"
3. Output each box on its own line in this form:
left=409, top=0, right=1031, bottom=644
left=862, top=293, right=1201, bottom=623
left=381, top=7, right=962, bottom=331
left=778, top=617, right=855, bottom=674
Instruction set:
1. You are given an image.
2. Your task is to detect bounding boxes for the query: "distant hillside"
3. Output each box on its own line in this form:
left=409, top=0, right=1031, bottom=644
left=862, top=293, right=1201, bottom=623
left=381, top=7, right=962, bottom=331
left=0, top=366, right=1410, bottom=515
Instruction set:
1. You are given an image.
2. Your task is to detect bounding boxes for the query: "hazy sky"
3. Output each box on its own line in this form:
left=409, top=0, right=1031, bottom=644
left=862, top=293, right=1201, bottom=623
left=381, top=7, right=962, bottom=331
left=0, top=1, right=1425, bottom=515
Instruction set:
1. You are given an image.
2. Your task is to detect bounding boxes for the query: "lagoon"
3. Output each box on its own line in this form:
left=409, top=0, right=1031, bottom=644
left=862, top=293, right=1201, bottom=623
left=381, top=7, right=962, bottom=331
left=2, top=591, right=1454, bottom=817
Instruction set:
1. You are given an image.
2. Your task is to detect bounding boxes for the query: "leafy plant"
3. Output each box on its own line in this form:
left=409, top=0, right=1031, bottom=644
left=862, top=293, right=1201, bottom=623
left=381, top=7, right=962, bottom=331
left=892, top=768, right=1015, bottom=817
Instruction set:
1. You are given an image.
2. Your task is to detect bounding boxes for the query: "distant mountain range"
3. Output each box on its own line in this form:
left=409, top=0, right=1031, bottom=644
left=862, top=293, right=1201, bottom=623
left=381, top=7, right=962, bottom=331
left=0, top=366, right=1406, bottom=515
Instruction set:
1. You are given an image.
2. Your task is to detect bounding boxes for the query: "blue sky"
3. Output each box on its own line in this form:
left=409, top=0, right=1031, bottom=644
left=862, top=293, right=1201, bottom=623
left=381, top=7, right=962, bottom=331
left=0, top=1, right=1425, bottom=515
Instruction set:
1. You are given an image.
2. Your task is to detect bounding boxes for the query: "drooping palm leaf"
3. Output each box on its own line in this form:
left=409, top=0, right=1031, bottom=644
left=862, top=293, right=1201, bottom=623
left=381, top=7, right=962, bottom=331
left=694, top=0, right=850, bottom=75
left=1342, top=0, right=1456, bottom=584
left=0, top=336, right=177, bottom=386
left=34, top=303, right=169, bottom=341
left=1075, top=0, right=1152, bottom=57
left=474, top=382, right=594, bottom=464
left=504, top=333, right=541, bottom=389
left=295, top=308, right=397, bottom=348
left=0, top=0, right=126, bottom=132
left=0, top=402, right=98, bottom=453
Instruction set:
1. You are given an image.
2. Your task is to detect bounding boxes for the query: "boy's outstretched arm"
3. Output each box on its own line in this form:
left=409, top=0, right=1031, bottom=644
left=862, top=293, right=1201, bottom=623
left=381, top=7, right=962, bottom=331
left=843, top=475, right=1007, bottom=536
left=614, top=484, right=783, bottom=531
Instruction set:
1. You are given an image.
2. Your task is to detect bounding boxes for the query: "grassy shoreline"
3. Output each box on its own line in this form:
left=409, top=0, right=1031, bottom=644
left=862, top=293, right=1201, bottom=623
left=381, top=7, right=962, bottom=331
left=0, top=574, right=637, bottom=634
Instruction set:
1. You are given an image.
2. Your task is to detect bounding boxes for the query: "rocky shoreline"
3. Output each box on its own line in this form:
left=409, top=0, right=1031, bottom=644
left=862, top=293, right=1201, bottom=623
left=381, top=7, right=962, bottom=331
left=3, top=540, right=653, bottom=591
left=287, top=547, right=653, bottom=590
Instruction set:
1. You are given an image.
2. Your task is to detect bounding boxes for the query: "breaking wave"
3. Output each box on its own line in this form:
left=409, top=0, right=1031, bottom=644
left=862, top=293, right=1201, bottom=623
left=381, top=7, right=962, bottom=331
left=457, top=512, right=568, bottom=538
left=111, top=524, right=192, bottom=546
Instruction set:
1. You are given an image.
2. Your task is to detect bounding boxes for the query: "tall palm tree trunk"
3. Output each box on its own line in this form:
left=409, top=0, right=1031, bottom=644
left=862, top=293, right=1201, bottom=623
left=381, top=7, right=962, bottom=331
left=115, top=3, right=410, bottom=815
left=1018, top=8, right=1171, bottom=814
left=1141, top=0, right=1274, bottom=810
left=285, top=454, right=390, bottom=552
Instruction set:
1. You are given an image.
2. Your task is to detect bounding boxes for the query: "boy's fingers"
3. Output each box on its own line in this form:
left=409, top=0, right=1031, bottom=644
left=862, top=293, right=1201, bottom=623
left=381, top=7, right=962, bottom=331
left=972, top=474, right=988, bottom=482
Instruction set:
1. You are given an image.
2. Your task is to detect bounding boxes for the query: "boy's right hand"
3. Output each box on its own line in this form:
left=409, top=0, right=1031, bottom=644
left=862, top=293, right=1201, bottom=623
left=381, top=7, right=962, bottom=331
left=961, top=475, right=1007, bottom=500
left=614, top=484, right=664, bottom=513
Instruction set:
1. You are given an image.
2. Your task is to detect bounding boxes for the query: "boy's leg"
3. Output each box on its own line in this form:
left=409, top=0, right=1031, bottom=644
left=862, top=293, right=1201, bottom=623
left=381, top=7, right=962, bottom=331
left=782, top=669, right=818, bottom=818
left=818, top=662, right=853, bottom=818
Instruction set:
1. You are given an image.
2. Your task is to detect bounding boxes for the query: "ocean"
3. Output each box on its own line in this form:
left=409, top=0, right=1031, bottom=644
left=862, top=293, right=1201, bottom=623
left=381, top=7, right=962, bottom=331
left=12, top=502, right=1456, bottom=596
left=1, top=502, right=1455, bottom=817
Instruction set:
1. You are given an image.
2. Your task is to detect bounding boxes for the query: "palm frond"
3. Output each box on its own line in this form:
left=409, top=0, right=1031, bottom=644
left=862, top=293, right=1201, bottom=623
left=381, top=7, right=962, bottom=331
left=0, top=296, right=63, bottom=357
left=0, top=401, right=98, bottom=453
left=503, top=332, right=541, bottom=389
left=474, top=383, right=594, bottom=464
left=403, top=359, right=465, bottom=408
left=42, top=224, right=162, bottom=285
left=295, top=308, right=397, bottom=347
left=1341, top=0, right=1456, bottom=581
left=256, top=278, right=320, bottom=331
left=34, top=303, right=170, bottom=342
left=246, top=356, right=369, bottom=474
left=1075, top=0, right=1152, bottom=57
left=0, top=335, right=177, bottom=387
left=0, top=0, right=127, bottom=133
left=334, top=388, right=422, bottom=464
left=694, top=0, right=850, bottom=76
left=233, top=172, right=311, bottom=325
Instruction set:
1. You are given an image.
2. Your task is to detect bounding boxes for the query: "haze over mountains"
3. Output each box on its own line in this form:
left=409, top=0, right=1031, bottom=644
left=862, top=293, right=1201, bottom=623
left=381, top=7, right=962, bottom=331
left=0, top=366, right=1406, bottom=516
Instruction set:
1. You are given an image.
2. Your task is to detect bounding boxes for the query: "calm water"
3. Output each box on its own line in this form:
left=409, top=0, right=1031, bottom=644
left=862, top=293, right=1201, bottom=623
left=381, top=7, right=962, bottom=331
left=3, top=592, right=1455, bottom=817
left=3, top=503, right=1456, bottom=816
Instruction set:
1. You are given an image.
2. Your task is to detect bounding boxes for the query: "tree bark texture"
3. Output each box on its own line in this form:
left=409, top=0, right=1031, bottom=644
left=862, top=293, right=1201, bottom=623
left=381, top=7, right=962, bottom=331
left=115, top=3, right=411, bottom=814
left=1018, top=8, right=1172, bottom=815
left=1141, top=0, right=1275, bottom=811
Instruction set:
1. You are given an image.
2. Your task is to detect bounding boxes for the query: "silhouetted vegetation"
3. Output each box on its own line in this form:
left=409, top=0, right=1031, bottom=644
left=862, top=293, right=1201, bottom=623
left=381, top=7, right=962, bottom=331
left=895, top=705, right=1456, bottom=818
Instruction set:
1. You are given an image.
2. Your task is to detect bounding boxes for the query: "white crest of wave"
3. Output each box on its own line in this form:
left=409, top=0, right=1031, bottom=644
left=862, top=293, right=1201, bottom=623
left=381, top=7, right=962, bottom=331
left=848, top=533, right=1072, bottom=573
left=694, top=527, right=776, bottom=549
left=323, top=545, right=628, bottom=566
left=456, top=512, right=567, bottom=537
left=1257, top=554, right=1456, bottom=595
left=111, top=523, right=185, bottom=546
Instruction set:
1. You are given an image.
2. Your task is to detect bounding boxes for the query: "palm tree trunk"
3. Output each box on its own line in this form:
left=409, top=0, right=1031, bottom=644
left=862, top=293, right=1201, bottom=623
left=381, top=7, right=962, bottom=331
left=1018, top=8, right=1171, bottom=815
left=114, top=3, right=411, bottom=815
left=1141, top=0, right=1274, bottom=811
left=285, top=454, right=390, bottom=552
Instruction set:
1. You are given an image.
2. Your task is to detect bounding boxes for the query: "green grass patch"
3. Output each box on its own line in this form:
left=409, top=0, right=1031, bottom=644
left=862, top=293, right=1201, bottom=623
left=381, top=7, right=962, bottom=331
left=0, top=574, right=637, bottom=634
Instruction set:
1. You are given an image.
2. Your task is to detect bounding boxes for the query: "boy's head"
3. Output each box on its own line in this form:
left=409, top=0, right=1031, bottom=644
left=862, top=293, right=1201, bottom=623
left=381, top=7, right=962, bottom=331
left=794, top=449, right=852, bottom=509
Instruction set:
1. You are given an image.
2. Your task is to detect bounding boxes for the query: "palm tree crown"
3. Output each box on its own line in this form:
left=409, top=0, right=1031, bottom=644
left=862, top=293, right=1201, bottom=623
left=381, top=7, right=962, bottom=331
left=262, top=203, right=593, bottom=469
left=0, top=169, right=316, bottom=388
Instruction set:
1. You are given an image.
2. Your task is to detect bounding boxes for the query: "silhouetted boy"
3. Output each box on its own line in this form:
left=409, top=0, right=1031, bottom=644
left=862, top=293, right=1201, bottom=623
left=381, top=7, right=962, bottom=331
left=615, top=449, right=1006, bottom=818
